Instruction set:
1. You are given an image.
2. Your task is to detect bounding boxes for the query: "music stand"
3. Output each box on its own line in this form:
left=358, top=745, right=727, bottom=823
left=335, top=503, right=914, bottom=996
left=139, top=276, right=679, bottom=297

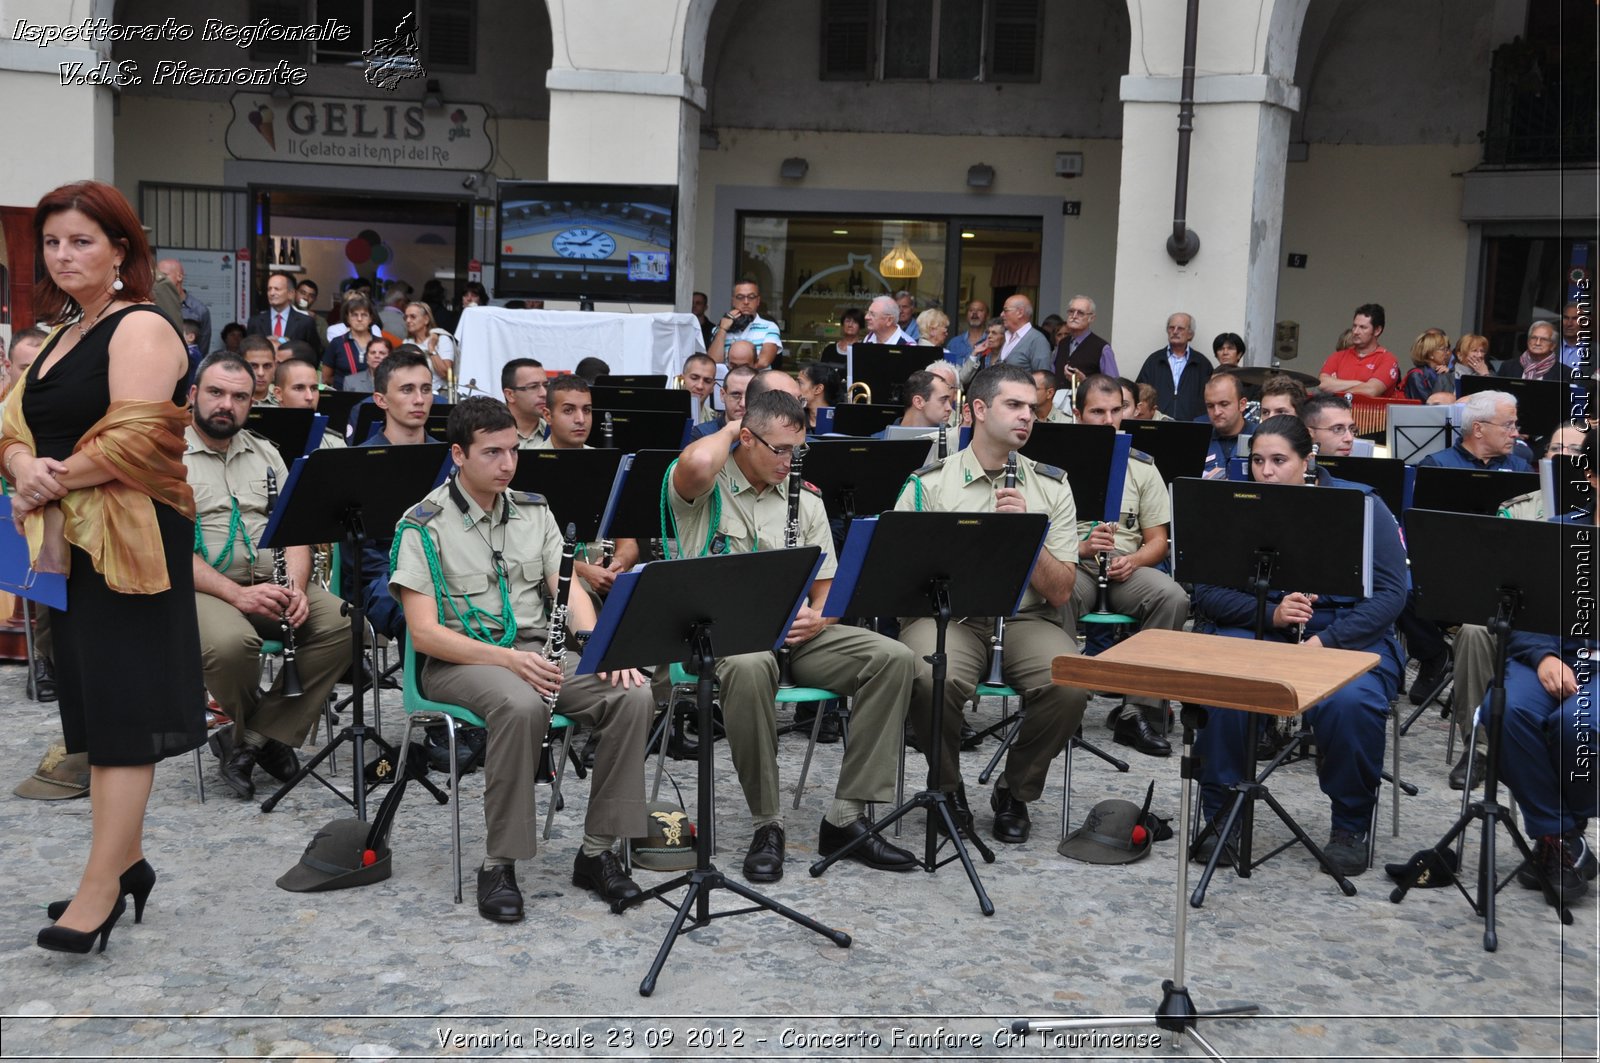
left=830, top=403, right=902, bottom=437
left=315, top=390, right=369, bottom=440
left=257, top=443, right=453, bottom=819
left=849, top=343, right=925, bottom=400
left=1019, top=628, right=1378, bottom=1060
left=424, top=414, right=450, bottom=443
left=1409, top=466, right=1539, bottom=516
left=577, top=548, right=849, bottom=996
left=1393, top=509, right=1580, bottom=949
left=599, top=449, right=680, bottom=560
left=800, top=439, right=932, bottom=523
left=595, top=374, right=668, bottom=389
left=1541, top=454, right=1594, bottom=518
left=1171, top=477, right=1373, bottom=902
left=1315, top=455, right=1411, bottom=516
left=247, top=407, right=325, bottom=459
left=1386, top=403, right=1462, bottom=464
left=1459, top=375, right=1578, bottom=447
left=598, top=409, right=692, bottom=452
left=1120, top=420, right=1213, bottom=485
left=510, top=447, right=625, bottom=542
left=590, top=385, right=690, bottom=416
left=1018, top=422, right=1128, bottom=523
left=809, top=511, right=1049, bottom=915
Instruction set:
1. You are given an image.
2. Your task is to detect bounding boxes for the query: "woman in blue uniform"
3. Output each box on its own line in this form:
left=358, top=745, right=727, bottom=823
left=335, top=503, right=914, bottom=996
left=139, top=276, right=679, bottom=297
left=1191, top=415, right=1408, bottom=877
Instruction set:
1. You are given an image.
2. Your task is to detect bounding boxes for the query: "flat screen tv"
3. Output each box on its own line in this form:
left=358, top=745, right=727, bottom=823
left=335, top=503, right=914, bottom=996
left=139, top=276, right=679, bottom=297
left=495, top=182, right=677, bottom=303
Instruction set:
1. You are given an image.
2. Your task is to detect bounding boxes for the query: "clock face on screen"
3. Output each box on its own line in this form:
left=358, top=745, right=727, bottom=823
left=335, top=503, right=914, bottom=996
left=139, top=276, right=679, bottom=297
left=552, top=227, right=617, bottom=259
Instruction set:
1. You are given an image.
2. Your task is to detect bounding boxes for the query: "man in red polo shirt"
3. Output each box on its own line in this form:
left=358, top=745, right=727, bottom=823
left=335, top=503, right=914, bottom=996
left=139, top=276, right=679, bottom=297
left=1319, top=303, right=1400, bottom=398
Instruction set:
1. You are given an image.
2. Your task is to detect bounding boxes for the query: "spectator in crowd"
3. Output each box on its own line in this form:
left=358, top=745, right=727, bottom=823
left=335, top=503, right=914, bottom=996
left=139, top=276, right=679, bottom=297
left=1319, top=303, right=1399, bottom=397
left=377, top=279, right=412, bottom=337
left=997, top=295, right=1053, bottom=373
left=709, top=280, right=783, bottom=368
left=157, top=258, right=211, bottom=355
left=895, top=290, right=920, bottom=342
left=214, top=321, right=246, bottom=356
left=341, top=336, right=390, bottom=393
left=819, top=308, right=865, bottom=368
left=1560, top=301, right=1586, bottom=372
left=691, top=290, right=715, bottom=348
left=1135, top=312, right=1211, bottom=421
left=945, top=300, right=989, bottom=365
left=915, top=308, right=950, bottom=353
left=1212, top=332, right=1245, bottom=368
left=1052, top=295, right=1117, bottom=386
left=1402, top=328, right=1453, bottom=401
left=403, top=301, right=457, bottom=394
left=295, top=279, right=328, bottom=348
left=1501, top=319, right=1580, bottom=389
left=1453, top=332, right=1495, bottom=380
left=322, top=294, right=397, bottom=388
left=864, top=295, right=914, bottom=346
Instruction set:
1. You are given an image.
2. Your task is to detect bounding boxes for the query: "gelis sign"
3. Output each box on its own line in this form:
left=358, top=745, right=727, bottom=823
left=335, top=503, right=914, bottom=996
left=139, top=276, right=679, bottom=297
left=225, top=92, right=492, bottom=171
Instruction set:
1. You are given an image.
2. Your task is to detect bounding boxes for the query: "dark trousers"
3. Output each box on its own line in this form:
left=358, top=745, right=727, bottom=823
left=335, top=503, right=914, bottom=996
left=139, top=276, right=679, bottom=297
left=1496, top=660, right=1598, bottom=837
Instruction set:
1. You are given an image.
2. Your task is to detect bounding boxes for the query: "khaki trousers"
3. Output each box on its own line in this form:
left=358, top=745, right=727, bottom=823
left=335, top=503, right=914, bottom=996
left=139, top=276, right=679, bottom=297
left=1067, top=563, right=1190, bottom=722
left=900, top=613, right=1086, bottom=802
left=196, top=585, right=352, bottom=747
left=424, top=641, right=649, bottom=861
left=1452, top=624, right=1496, bottom=744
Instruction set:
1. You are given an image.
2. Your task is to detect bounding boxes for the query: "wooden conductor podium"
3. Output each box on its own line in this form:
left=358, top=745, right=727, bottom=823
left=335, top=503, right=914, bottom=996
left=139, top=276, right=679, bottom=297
left=1015, top=628, right=1379, bottom=1062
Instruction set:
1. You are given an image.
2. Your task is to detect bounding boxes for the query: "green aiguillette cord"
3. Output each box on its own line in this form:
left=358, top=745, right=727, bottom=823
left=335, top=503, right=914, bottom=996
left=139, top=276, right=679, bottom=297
left=193, top=496, right=256, bottom=572
left=391, top=521, right=518, bottom=646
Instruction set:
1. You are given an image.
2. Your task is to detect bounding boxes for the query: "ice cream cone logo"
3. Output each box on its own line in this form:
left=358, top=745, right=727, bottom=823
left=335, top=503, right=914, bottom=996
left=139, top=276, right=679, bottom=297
left=249, top=105, right=276, bottom=150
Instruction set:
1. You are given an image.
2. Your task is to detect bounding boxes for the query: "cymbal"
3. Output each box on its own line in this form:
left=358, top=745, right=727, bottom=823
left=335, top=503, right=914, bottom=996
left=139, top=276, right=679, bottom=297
left=1223, top=365, right=1320, bottom=388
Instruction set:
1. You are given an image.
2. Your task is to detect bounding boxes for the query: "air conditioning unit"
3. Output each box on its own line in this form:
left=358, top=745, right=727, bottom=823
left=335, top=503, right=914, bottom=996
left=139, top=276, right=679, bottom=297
left=1054, top=152, right=1084, bottom=178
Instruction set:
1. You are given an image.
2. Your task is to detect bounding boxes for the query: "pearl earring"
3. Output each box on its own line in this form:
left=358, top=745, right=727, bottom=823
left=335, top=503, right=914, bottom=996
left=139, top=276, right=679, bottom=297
left=112, top=265, right=124, bottom=292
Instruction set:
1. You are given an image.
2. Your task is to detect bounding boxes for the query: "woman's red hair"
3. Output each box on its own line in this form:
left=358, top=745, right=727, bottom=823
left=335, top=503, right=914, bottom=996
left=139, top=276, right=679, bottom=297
left=33, top=180, right=154, bottom=324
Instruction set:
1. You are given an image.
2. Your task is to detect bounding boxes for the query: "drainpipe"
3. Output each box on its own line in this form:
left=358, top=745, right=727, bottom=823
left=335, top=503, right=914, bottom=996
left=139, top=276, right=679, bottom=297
left=1166, top=0, right=1202, bottom=265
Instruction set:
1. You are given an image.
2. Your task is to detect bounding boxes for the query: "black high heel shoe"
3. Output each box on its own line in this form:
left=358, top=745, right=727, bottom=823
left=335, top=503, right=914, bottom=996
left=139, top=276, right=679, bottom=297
left=46, top=860, right=156, bottom=924
left=37, top=896, right=127, bottom=954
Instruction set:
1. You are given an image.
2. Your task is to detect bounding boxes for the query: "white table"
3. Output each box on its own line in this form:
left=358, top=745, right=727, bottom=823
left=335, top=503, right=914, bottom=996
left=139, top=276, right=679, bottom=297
left=453, top=307, right=705, bottom=392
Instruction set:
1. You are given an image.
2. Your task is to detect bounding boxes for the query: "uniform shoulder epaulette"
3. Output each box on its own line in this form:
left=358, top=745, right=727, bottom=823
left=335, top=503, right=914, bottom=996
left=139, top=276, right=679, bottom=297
left=1501, top=489, right=1539, bottom=507
left=1033, top=462, right=1067, bottom=482
left=800, top=479, right=823, bottom=497
left=509, top=490, right=546, bottom=507
left=911, top=455, right=951, bottom=478
left=407, top=500, right=445, bottom=524
left=1129, top=447, right=1155, bottom=464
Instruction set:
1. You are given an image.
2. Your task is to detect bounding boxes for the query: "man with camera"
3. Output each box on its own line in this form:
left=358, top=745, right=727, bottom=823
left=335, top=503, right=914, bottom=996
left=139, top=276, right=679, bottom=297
left=708, top=280, right=783, bottom=370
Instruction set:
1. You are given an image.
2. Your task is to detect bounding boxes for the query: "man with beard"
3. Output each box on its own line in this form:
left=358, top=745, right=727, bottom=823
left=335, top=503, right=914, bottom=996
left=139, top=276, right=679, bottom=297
left=184, top=353, right=353, bottom=799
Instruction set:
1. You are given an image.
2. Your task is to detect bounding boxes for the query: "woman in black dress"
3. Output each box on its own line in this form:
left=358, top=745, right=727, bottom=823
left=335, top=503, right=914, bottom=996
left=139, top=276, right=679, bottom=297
left=2, top=181, right=205, bottom=954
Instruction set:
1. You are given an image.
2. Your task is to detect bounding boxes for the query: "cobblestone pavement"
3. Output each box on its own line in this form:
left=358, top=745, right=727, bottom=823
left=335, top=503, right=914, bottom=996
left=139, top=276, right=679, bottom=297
left=1, top=660, right=1595, bottom=1061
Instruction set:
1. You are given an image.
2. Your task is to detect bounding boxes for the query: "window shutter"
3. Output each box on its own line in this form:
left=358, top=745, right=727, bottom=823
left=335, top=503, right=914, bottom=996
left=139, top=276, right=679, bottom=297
left=987, top=0, right=1041, bottom=82
left=821, top=0, right=875, bottom=80
left=425, top=0, right=476, bottom=71
left=250, top=0, right=310, bottom=62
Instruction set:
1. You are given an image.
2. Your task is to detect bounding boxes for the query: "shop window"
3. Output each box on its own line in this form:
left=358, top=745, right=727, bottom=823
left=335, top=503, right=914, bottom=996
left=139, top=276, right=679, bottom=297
left=822, top=0, right=1041, bottom=83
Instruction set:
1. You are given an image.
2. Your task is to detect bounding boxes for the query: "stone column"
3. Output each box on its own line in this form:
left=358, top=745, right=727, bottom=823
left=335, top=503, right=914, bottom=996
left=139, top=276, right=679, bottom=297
left=1109, top=0, right=1309, bottom=367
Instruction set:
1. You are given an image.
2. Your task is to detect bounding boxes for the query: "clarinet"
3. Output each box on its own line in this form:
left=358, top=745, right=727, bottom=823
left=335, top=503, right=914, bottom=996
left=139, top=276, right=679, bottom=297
left=601, top=411, right=615, bottom=448
left=776, top=447, right=805, bottom=688
left=263, top=469, right=303, bottom=697
left=1094, top=541, right=1114, bottom=615
left=982, top=452, right=1018, bottom=686
left=541, top=523, right=579, bottom=710
left=937, top=421, right=948, bottom=460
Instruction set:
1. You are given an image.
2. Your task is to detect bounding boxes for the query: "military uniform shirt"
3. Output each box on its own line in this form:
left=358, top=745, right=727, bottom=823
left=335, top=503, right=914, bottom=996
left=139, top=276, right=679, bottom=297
left=389, top=481, right=563, bottom=638
left=184, top=425, right=286, bottom=584
left=667, top=459, right=835, bottom=579
left=894, top=447, right=1076, bottom=614
left=1077, top=448, right=1167, bottom=558
left=516, top=424, right=547, bottom=450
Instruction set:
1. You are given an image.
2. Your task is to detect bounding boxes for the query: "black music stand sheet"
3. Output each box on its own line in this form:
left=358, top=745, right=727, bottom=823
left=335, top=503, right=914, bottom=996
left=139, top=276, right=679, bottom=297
left=259, top=444, right=452, bottom=551
left=1119, top=419, right=1213, bottom=485
left=315, top=389, right=369, bottom=440
left=801, top=439, right=934, bottom=521
left=577, top=548, right=823, bottom=674
left=597, top=409, right=693, bottom=452
left=247, top=407, right=327, bottom=459
left=1316, top=455, right=1414, bottom=516
left=1386, top=403, right=1463, bottom=465
left=1171, top=477, right=1372, bottom=599
left=599, top=449, right=680, bottom=542
left=0, top=498, right=66, bottom=609
left=829, top=403, right=903, bottom=437
left=849, top=344, right=928, bottom=402
left=591, top=385, right=691, bottom=416
left=1018, top=422, right=1129, bottom=524
left=510, top=447, right=626, bottom=543
left=1405, top=509, right=1576, bottom=637
left=595, top=374, right=668, bottom=389
left=822, top=512, right=1048, bottom=621
left=1542, top=455, right=1595, bottom=518
left=1408, top=466, right=1540, bottom=517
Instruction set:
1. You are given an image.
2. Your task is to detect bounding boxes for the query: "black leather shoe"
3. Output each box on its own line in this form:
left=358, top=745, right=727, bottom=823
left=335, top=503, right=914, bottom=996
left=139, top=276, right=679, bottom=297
left=1448, top=749, right=1487, bottom=791
left=818, top=816, right=916, bottom=871
left=254, top=739, right=301, bottom=783
left=935, top=784, right=976, bottom=838
left=742, top=823, right=786, bottom=882
left=1409, top=650, right=1451, bottom=705
left=476, top=864, right=524, bottom=922
left=219, top=743, right=258, bottom=799
left=424, top=724, right=477, bottom=776
left=1192, top=820, right=1239, bottom=866
left=990, top=784, right=1031, bottom=844
left=814, top=709, right=842, bottom=745
left=1112, top=713, right=1171, bottom=757
left=573, top=849, right=642, bottom=905
left=958, top=721, right=981, bottom=750
left=28, top=657, right=57, bottom=702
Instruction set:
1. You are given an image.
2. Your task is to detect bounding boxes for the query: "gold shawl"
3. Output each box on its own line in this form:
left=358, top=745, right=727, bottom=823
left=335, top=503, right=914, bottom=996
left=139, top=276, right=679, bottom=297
left=1, top=371, right=195, bottom=595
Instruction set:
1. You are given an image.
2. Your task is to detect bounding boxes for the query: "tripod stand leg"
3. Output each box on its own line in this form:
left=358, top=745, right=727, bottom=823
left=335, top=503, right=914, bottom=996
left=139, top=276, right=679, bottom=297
left=1190, top=792, right=1248, bottom=907
left=1479, top=809, right=1498, bottom=951
left=933, top=798, right=995, bottom=915
left=639, top=875, right=705, bottom=997
left=260, top=729, right=353, bottom=812
left=717, top=876, right=853, bottom=946
left=1255, top=787, right=1357, bottom=897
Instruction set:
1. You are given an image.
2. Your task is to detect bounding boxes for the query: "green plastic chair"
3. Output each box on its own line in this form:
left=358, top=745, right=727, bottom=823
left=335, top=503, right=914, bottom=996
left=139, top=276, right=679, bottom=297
left=397, top=638, right=574, bottom=903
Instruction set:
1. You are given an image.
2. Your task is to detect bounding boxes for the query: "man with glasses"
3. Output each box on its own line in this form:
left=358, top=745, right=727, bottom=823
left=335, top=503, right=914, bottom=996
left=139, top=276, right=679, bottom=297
left=1504, top=320, right=1581, bottom=389
left=1135, top=312, right=1212, bottom=421
left=1419, top=390, right=1533, bottom=472
left=709, top=280, right=783, bottom=369
left=864, top=295, right=914, bottom=346
left=500, top=358, right=549, bottom=447
left=998, top=294, right=1053, bottom=373
left=690, top=364, right=756, bottom=441
left=1052, top=295, right=1118, bottom=386
left=666, top=391, right=919, bottom=883
left=1301, top=393, right=1359, bottom=457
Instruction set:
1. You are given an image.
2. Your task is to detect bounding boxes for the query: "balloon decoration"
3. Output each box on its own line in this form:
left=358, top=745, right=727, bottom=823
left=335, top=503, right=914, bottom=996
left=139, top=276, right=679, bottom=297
left=345, top=229, right=394, bottom=269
